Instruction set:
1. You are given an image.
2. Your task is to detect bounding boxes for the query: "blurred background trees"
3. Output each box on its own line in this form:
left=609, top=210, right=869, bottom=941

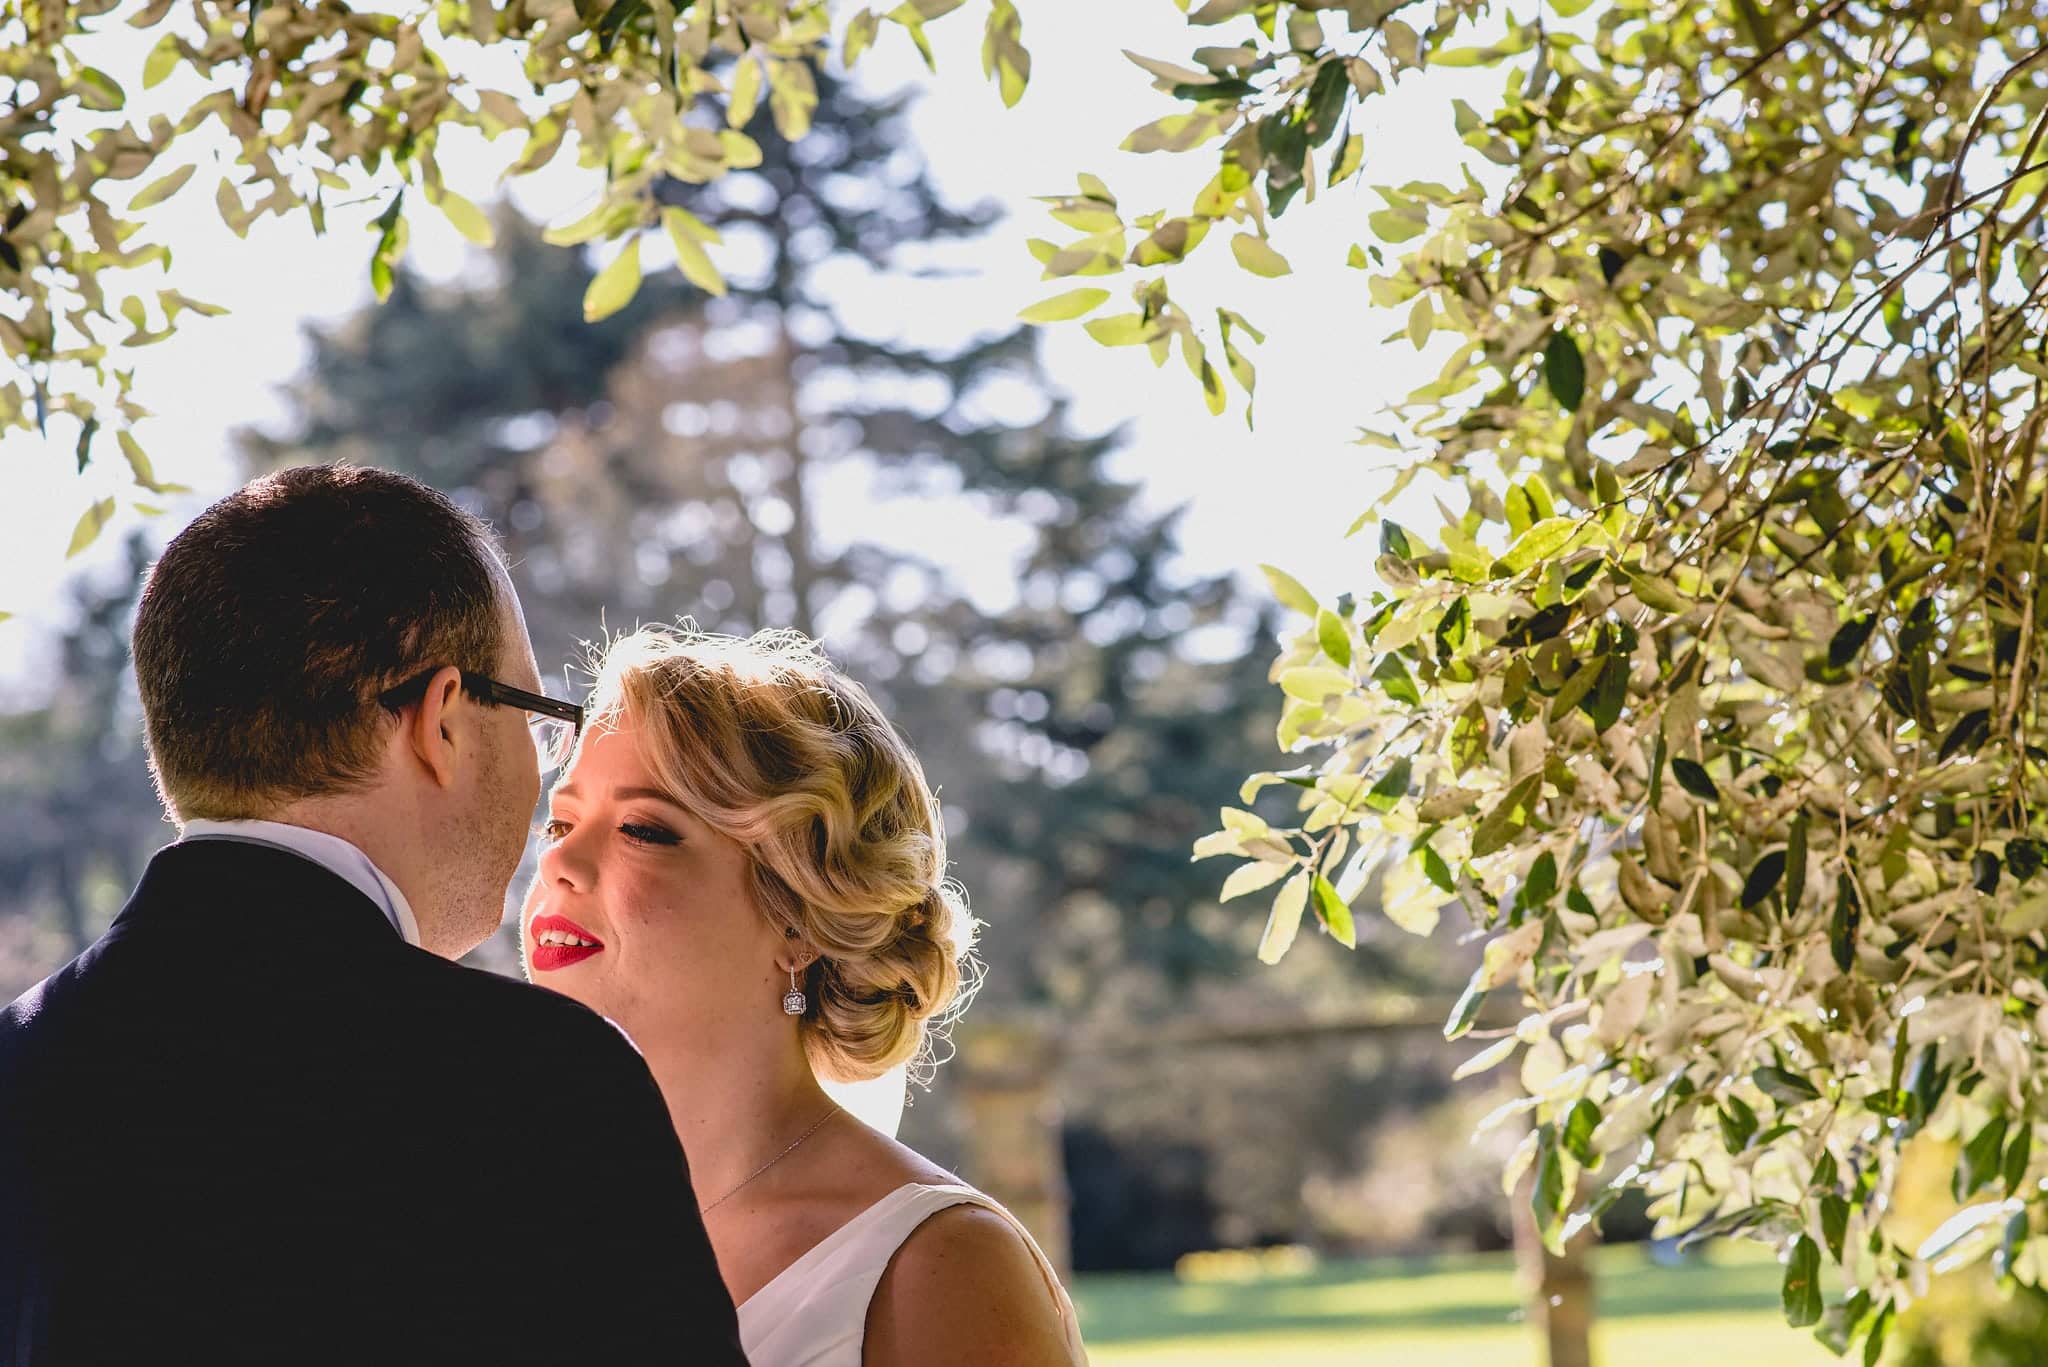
left=2, top=72, right=1479, bottom=1271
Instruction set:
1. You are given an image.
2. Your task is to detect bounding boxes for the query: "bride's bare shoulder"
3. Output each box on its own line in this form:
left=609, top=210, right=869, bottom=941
left=811, top=1113, right=959, bottom=1199
left=860, top=1202, right=1078, bottom=1367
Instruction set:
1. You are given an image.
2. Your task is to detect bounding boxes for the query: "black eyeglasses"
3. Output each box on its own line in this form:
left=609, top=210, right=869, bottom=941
left=379, top=669, right=584, bottom=775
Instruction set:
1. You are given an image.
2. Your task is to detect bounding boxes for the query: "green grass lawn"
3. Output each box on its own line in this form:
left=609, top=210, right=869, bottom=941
left=1072, top=1242, right=1844, bottom=1366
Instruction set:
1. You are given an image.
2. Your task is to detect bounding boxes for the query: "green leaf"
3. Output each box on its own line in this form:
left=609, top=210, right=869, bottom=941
left=1421, top=845, right=1456, bottom=895
left=1280, top=667, right=1352, bottom=703
left=2003, top=1121, right=2033, bottom=1198
left=1624, top=569, right=1690, bottom=613
left=1782, top=1234, right=1823, bottom=1328
left=117, top=430, right=185, bottom=494
left=726, top=54, right=764, bottom=129
left=593, top=0, right=648, bottom=54
left=1719, top=1094, right=1759, bottom=1152
left=1017, top=287, right=1110, bottom=323
left=1830, top=873, right=1861, bottom=972
left=1310, top=873, right=1356, bottom=948
left=1435, top=595, right=1471, bottom=659
left=1753, top=1065, right=1820, bottom=1104
left=1957, top=1116, right=2010, bottom=1201
left=432, top=189, right=495, bottom=247
left=2010, top=838, right=2044, bottom=884
left=1530, top=1124, right=1567, bottom=1251
left=66, top=497, right=117, bottom=559
left=1258, top=871, right=1310, bottom=964
left=1371, top=653, right=1419, bottom=706
left=142, top=34, right=182, bottom=88
left=73, top=415, right=98, bottom=474
left=1444, top=976, right=1487, bottom=1039
left=1544, top=330, right=1585, bottom=412
left=1820, top=1193, right=1849, bottom=1262
left=1584, top=653, right=1629, bottom=733
left=128, top=163, right=196, bottom=212
left=1938, top=708, right=1991, bottom=762
left=1259, top=564, right=1317, bottom=616
left=1472, top=773, right=1542, bottom=857
left=1230, top=233, right=1292, bottom=277
left=659, top=209, right=727, bottom=297
left=1219, top=859, right=1290, bottom=902
left=1316, top=608, right=1352, bottom=667
left=583, top=238, right=643, bottom=322
left=1364, top=757, right=1410, bottom=813
left=1562, top=1098, right=1600, bottom=1164
left=368, top=191, right=407, bottom=302
left=1786, top=812, right=1808, bottom=912
left=1495, top=516, right=1579, bottom=575
left=1827, top=613, right=1877, bottom=668
left=1741, top=850, right=1787, bottom=908
left=1671, top=757, right=1719, bottom=802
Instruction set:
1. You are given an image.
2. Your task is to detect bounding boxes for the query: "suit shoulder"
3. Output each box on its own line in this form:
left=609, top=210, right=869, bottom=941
left=399, top=953, right=645, bottom=1064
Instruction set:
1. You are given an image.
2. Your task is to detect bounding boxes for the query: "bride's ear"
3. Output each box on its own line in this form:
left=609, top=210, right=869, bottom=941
left=775, top=924, right=817, bottom=974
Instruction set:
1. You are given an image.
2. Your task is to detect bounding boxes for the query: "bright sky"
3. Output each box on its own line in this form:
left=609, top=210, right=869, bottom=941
left=0, top=5, right=1498, bottom=687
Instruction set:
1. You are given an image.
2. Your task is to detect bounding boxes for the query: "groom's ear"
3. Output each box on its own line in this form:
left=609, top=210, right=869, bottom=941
left=403, top=665, right=466, bottom=789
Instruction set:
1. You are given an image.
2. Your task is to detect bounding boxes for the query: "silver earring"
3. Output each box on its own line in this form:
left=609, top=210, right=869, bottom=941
left=783, top=965, right=807, bottom=1016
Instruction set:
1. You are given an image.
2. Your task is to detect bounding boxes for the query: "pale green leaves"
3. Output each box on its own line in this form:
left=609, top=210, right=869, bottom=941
left=128, top=164, right=195, bottom=212
left=430, top=189, right=494, bottom=247
left=981, top=0, right=1030, bottom=108
left=583, top=239, right=643, bottom=322
left=1260, top=564, right=1317, bottom=616
left=66, top=498, right=116, bottom=558
left=662, top=208, right=727, bottom=296
left=1123, top=110, right=1235, bottom=154
left=1258, top=871, right=1310, bottom=964
left=1017, top=288, right=1109, bottom=324
left=726, top=56, right=764, bottom=129
left=141, top=35, right=181, bottom=88
left=1494, top=517, right=1590, bottom=576
left=368, top=194, right=408, bottom=302
left=1230, top=234, right=1291, bottom=277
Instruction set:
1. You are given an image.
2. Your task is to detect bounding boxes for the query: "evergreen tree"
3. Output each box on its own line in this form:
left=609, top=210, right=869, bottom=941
left=240, top=75, right=1352, bottom=1011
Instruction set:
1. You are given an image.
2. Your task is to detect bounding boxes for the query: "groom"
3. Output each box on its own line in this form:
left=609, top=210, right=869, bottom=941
left=0, top=467, right=745, bottom=1365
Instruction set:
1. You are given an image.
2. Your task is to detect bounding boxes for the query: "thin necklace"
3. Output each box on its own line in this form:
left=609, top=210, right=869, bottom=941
left=698, top=1107, right=839, bottom=1215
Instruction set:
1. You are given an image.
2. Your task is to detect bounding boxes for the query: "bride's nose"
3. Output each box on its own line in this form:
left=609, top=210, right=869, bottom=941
left=537, top=826, right=595, bottom=893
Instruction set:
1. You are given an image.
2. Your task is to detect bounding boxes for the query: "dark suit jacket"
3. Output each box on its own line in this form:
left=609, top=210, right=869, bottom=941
left=0, top=839, right=745, bottom=1366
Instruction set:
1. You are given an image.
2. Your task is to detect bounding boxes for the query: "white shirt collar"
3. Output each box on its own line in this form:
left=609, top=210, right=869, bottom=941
left=177, top=818, right=423, bottom=948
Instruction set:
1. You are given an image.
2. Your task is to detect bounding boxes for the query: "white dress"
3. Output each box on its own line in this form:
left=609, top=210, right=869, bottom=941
left=735, top=1182, right=1087, bottom=1366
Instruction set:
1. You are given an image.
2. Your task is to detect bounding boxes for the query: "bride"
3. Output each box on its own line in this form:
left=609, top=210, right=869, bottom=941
left=520, top=625, right=1086, bottom=1365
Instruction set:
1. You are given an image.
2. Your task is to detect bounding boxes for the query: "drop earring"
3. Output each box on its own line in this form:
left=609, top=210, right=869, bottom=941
left=783, top=964, right=808, bottom=1016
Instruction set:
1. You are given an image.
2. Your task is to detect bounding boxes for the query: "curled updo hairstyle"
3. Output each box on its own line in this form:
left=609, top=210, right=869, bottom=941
left=586, top=625, right=982, bottom=1084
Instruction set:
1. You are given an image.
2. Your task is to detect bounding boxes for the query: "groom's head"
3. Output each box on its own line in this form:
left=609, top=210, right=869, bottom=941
left=132, top=464, right=544, bottom=957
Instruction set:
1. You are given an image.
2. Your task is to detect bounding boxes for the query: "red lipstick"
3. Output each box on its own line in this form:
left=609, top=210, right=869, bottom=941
left=529, top=913, right=605, bottom=972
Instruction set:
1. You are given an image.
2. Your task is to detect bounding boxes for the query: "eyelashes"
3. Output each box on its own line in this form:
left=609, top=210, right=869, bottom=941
left=537, top=817, right=680, bottom=848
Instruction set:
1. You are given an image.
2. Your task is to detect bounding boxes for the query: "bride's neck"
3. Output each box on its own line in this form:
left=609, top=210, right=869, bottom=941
left=642, top=1021, right=830, bottom=1201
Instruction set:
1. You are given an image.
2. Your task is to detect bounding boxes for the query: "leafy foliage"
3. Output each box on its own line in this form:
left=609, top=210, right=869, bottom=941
left=4, top=0, right=1018, bottom=548
left=1059, top=0, right=2048, bottom=1356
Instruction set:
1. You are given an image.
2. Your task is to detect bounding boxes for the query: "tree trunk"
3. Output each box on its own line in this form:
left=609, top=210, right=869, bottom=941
left=1511, top=1168, right=1596, bottom=1367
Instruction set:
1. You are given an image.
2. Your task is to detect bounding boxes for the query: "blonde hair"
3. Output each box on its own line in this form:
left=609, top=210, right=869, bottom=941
left=586, top=624, right=982, bottom=1084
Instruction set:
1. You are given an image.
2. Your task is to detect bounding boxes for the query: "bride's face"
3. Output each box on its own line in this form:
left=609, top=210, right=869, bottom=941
left=520, top=720, right=786, bottom=1047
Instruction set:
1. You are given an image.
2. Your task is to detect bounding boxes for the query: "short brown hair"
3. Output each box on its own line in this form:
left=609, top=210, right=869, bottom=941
left=133, top=465, right=506, bottom=820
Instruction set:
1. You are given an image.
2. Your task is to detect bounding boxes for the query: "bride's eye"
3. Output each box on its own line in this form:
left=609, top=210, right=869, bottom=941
left=620, top=821, right=680, bottom=847
left=536, top=818, right=570, bottom=843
